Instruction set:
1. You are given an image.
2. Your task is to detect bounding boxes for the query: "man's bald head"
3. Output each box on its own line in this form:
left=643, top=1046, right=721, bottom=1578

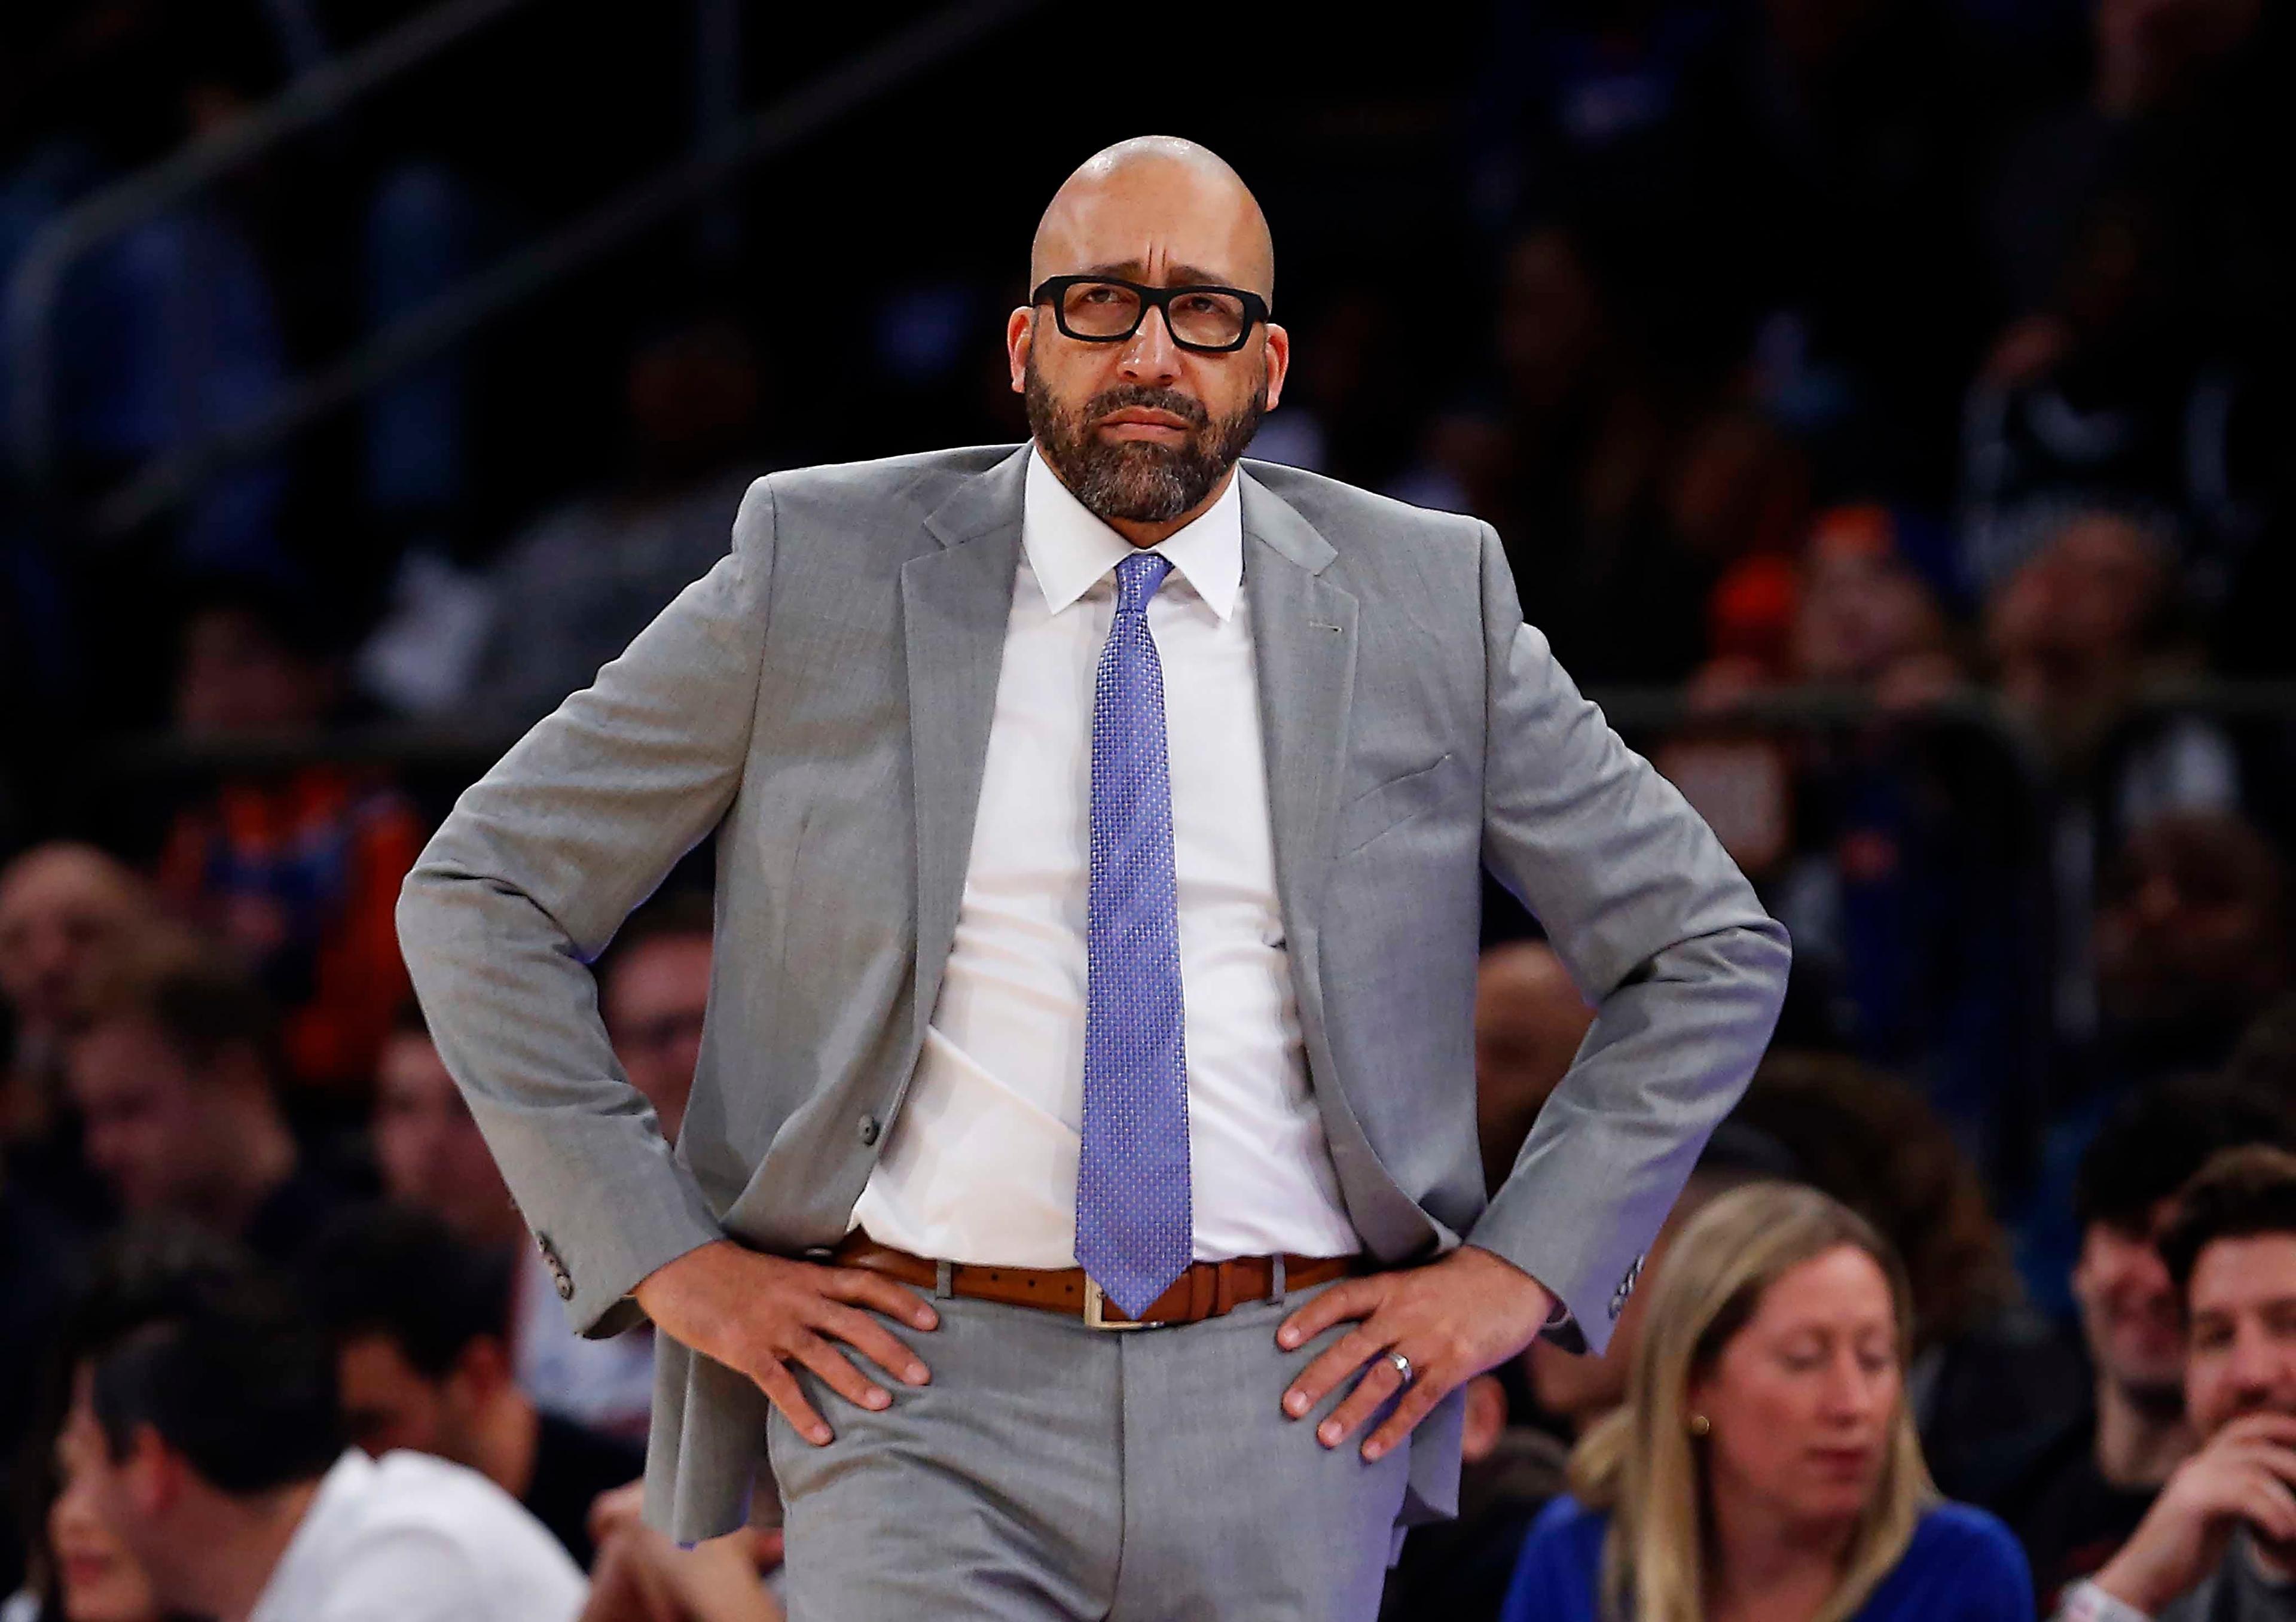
left=1030, top=136, right=1274, bottom=302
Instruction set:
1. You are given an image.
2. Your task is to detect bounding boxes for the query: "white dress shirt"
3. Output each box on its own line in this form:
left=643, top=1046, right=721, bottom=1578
left=249, top=1451, right=585, bottom=1622
left=851, top=447, right=1360, bottom=1266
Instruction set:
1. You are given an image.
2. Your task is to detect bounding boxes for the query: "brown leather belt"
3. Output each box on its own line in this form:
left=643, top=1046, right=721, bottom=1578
left=831, top=1234, right=1363, bottom=1330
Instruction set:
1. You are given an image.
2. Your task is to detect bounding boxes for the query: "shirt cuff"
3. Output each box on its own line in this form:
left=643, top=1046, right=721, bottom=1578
left=2058, top=1580, right=2154, bottom=1622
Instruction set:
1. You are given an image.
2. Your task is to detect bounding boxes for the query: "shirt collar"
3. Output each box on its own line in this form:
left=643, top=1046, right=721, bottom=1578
left=1022, top=443, right=1242, bottom=621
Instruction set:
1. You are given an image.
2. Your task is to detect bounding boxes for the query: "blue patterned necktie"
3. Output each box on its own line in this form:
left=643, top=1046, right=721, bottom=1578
left=1074, top=551, right=1193, bottom=1319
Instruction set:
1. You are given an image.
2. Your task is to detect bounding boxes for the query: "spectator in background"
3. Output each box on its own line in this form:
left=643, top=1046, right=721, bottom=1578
left=63, top=937, right=353, bottom=1266
left=2014, top=820, right=2292, bottom=1330
left=1473, top=941, right=1593, bottom=1196
left=1504, top=1182, right=2033, bottom=1621
left=1732, top=1053, right=2087, bottom=1507
left=2002, top=1077, right=2296, bottom=1608
left=1, top=1450, right=163, bottom=1622
left=1974, top=0, right=2283, bottom=617
left=1788, top=505, right=1962, bottom=700
left=4, top=1227, right=237, bottom=1622
left=0, top=843, right=152, bottom=1216
left=370, top=1005, right=654, bottom=1439
left=299, top=1208, right=643, bottom=1569
left=1714, top=0, right=1986, bottom=501
left=1476, top=223, right=1703, bottom=685
left=53, top=1230, right=585, bottom=1622
left=2061, top=1147, right=2296, bottom=1621
left=599, top=892, right=713, bottom=1145
left=371, top=1003, right=521, bottom=1252
left=1986, top=513, right=2224, bottom=813
left=157, top=578, right=419, bottom=1108
left=1666, top=504, right=2028, bottom=1151
left=0, top=2, right=295, bottom=724
left=2090, top=813, right=2290, bottom=1090
left=0, top=844, right=151, bottom=1112
left=398, top=310, right=773, bottom=727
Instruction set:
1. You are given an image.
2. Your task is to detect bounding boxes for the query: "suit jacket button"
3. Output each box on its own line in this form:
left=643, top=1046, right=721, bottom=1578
left=858, top=1113, right=881, bottom=1147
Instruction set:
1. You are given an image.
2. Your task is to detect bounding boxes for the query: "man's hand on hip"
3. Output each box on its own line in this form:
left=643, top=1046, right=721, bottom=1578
left=633, top=1240, right=938, bottom=1446
left=1276, top=1245, right=1553, bottom=1462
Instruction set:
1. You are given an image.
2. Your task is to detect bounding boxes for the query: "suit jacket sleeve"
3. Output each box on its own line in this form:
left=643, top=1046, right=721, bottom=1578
left=395, top=475, right=777, bottom=1337
left=1464, top=521, right=1790, bottom=1352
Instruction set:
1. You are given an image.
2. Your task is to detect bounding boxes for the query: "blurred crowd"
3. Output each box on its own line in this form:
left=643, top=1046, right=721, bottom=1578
left=2, top=0, right=2295, bottom=1615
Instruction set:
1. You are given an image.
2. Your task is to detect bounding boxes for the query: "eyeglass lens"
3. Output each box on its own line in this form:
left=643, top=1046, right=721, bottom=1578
left=1061, top=282, right=1250, bottom=348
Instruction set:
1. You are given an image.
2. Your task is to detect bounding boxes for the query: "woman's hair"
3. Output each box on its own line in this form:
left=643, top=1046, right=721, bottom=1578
left=1565, top=1181, right=1935, bottom=1622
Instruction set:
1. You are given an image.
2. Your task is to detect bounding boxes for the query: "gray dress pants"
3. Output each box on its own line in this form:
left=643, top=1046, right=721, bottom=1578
left=765, top=1279, right=1410, bottom=1620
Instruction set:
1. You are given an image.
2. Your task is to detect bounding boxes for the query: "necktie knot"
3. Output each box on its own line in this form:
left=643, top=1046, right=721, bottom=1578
left=1114, top=552, right=1173, bottom=615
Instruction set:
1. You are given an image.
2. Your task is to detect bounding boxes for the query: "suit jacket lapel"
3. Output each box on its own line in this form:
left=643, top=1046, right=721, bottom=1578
left=1239, top=467, right=1355, bottom=964
left=902, top=446, right=1028, bottom=1040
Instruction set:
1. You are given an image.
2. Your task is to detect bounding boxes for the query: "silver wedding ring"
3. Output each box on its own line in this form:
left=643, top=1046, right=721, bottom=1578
left=1386, top=1350, right=1413, bottom=1385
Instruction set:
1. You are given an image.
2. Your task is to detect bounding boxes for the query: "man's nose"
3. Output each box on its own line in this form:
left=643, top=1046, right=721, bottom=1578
left=1117, top=303, right=1181, bottom=385
left=2227, top=1325, right=2288, bottom=1400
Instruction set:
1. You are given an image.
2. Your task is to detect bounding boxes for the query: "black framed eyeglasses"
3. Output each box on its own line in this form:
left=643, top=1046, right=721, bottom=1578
left=1030, top=275, right=1270, bottom=354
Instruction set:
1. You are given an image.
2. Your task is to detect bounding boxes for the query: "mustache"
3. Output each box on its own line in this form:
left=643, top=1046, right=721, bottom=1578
left=1082, top=385, right=1210, bottom=431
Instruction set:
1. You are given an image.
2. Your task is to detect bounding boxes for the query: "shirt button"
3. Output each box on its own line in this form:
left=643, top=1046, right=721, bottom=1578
left=857, top=1113, right=881, bottom=1147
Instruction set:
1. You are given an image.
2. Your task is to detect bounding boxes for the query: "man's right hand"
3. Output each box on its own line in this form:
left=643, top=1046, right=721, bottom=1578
left=2093, top=1413, right=2296, bottom=1614
left=632, top=1240, right=937, bottom=1446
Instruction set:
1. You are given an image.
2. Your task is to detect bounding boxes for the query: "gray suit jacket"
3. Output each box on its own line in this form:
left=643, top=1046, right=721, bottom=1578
left=397, top=443, right=1790, bottom=1543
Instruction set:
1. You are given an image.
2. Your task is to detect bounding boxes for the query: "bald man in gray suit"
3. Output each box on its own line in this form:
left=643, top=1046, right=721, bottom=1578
left=398, top=137, right=1790, bottom=1620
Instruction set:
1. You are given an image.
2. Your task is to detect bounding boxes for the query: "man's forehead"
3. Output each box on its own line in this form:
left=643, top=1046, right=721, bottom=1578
left=2192, top=1233, right=2296, bottom=1313
left=1030, top=149, right=1272, bottom=297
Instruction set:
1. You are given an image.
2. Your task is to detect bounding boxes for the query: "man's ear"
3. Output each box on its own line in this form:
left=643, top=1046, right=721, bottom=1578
left=1006, top=307, right=1034, bottom=395
left=452, top=1335, right=514, bottom=1403
left=125, top=1424, right=184, bottom=1519
left=1258, top=322, right=1290, bottom=414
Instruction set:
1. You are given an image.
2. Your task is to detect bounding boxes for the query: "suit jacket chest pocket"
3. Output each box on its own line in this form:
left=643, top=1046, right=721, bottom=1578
left=1333, top=752, right=1470, bottom=859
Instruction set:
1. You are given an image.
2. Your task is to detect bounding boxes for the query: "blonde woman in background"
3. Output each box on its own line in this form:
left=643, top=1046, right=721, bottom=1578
left=1503, top=1182, right=2033, bottom=1622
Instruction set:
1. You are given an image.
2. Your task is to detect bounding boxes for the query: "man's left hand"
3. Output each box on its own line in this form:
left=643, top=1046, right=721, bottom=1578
left=1277, top=1245, right=1555, bottom=1462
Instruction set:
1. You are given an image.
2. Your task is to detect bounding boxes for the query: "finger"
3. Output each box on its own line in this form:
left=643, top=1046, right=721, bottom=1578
left=2220, top=1413, right=2296, bottom=1455
left=1317, top=1352, right=1406, bottom=1449
left=1277, top=1278, right=1380, bottom=1350
left=2233, top=1472, right=2296, bottom=1544
left=587, top=1480, right=645, bottom=1545
left=814, top=1301, right=932, bottom=1386
left=753, top=1360, right=832, bottom=1446
left=2208, top=1441, right=2296, bottom=1490
left=1363, top=1367, right=1452, bottom=1461
left=827, top=1267, right=940, bottom=1331
left=2246, top=1443, right=2296, bottom=1485
left=1284, top=1323, right=1386, bottom=1419
left=786, top=1330, right=893, bottom=1413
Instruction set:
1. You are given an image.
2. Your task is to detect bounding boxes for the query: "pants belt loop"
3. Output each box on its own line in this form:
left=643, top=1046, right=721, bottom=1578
left=934, top=1260, right=953, bottom=1300
left=1270, top=1255, right=1287, bottom=1305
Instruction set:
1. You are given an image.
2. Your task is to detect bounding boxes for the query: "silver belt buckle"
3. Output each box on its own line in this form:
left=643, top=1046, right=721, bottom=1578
left=1082, top=1278, right=1152, bottom=1331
